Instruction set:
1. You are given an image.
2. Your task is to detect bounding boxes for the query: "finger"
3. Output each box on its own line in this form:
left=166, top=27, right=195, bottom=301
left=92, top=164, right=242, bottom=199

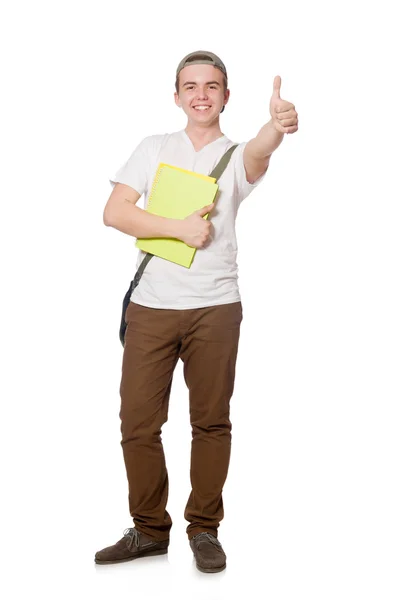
left=276, top=102, right=295, bottom=114
left=272, top=75, right=281, bottom=99
left=276, top=108, right=297, bottom=120
left=278, top=117, right=298, bottom=127
left=198, top=203, right=214, bottom=216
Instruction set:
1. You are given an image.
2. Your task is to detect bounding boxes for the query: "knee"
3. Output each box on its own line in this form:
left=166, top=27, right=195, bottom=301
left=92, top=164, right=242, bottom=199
left=119, top=409, right=164, bottom=444
left=191, top=417, right=232, bottom=438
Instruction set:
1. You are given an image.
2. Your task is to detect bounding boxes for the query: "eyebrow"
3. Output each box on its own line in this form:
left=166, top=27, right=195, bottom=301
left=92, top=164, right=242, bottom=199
left=182, top=81, right=221, bottom=87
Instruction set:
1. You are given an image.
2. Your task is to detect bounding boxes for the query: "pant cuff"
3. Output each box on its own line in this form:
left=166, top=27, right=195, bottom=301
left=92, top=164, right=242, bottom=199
left=187, top=527, right=218, bottom=540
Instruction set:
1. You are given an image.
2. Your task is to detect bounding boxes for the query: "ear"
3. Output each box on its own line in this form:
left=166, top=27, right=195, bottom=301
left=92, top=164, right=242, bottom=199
left=223, top=88, right=230, bottom=107
left=174, top=92, right=181, bottom=107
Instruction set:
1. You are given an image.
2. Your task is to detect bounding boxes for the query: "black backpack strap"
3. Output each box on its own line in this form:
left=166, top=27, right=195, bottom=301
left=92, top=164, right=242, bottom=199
left=119, top=252, right=153, bottom=346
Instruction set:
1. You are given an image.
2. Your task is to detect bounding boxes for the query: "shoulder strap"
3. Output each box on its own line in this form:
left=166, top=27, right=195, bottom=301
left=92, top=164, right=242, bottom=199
left=209, top=144, right=238, bottom=180
left=133, top=251, right=153, bottom=283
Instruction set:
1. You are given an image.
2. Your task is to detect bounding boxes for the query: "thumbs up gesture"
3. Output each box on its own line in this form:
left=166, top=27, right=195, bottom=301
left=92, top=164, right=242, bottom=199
left=269, top=76, right=299, bottom=134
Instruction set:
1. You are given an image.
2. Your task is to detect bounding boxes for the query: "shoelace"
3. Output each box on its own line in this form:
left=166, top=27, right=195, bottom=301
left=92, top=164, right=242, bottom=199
left=192, top=532, right=223, bottom=548
left=123, top=527, right=140, bottom=551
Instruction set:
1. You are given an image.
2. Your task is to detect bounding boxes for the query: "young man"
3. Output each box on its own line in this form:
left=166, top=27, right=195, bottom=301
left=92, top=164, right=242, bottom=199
left=95, top=50, right=298, bottom=573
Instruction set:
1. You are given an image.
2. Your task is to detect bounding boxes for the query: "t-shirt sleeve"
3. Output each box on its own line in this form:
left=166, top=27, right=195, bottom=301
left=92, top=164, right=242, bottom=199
left=232, top=141, right=267, bottom=204
left=109, top=136, right=152, bottom=195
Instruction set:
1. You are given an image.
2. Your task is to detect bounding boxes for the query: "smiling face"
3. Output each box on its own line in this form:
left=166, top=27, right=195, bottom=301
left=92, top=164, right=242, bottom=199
left=174, top=64, right=230, bottom=125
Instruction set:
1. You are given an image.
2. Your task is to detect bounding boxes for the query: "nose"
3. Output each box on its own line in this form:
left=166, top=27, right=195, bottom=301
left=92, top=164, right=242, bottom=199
left=196, top=88, right=209, bottom=100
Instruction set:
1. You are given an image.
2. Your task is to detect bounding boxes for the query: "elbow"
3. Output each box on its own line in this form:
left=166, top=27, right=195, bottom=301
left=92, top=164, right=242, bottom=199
left=103, top=210, right=113, bottom=227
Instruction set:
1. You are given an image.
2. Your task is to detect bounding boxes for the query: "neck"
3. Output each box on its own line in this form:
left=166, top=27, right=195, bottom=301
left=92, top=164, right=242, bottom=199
left=184, top=121, right=224, bottom=151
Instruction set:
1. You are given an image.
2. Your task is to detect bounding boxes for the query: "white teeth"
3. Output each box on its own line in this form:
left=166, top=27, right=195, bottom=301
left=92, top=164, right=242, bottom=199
left=194, top=106, right=210, bottom=111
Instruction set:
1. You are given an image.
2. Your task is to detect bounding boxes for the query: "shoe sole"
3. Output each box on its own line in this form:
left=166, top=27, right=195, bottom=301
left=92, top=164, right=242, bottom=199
left=196, top=562, right=226, bottom=573
left=95, top=548, right=168, bottom=565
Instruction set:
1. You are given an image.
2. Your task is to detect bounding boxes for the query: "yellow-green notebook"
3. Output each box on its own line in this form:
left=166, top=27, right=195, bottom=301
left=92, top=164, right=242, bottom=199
left=135, top=163, right=219, bottom=268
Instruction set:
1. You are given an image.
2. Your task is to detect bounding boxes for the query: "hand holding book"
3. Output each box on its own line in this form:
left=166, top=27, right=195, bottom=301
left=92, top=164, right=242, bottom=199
left=178, top=203, right=215, bottom=249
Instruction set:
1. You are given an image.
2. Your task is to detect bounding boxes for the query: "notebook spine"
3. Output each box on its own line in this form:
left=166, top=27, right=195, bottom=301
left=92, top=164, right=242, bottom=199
left=147, top=164, right=164, bottom=210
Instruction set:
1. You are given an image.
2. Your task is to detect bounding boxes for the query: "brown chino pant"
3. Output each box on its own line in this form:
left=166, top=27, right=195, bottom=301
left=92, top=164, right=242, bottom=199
left=119, top=299, right=243, bottom=541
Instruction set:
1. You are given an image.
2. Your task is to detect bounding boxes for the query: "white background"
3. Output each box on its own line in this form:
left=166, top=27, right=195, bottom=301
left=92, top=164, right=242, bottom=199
left=1, top=0, right=396, bottom=598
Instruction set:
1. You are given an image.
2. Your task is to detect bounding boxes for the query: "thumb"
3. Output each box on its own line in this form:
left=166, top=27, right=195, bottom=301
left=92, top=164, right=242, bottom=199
left=197, top=203, right=214, bottom=216
left=272, top=75, right=281, bottom=99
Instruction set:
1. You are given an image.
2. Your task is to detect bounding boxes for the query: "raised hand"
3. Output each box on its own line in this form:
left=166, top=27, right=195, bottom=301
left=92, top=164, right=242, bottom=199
left=269, top=76, right=299, bottom=134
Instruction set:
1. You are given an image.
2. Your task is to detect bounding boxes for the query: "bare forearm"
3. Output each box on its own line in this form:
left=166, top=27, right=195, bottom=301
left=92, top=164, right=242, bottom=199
left=104, top=201, right=183, bottom=239
left=249, top=118, right=285, bottom=159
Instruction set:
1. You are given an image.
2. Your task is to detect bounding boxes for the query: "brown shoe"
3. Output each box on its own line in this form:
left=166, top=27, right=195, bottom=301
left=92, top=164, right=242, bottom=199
left=189, top=532, right=226, bottom=573
left=95, top=527, right=169, bottom=564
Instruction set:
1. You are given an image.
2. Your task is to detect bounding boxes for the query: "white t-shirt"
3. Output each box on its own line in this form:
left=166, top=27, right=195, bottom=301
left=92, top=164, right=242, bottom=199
left=109, top=130, right=266, bottom=309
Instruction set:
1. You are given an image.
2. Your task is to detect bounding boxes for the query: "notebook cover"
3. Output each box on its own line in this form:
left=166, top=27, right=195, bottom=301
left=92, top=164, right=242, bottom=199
left=160, top=163, right=216, bottom=184
left=135, top=164, right=219, bottom=268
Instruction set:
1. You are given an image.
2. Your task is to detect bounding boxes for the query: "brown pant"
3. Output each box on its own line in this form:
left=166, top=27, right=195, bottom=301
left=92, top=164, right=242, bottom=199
left=119, top=300, right=243, bottom=541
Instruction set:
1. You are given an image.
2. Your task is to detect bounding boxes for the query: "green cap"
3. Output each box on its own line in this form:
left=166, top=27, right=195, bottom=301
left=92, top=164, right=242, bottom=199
left=176, top=50, right=228, bottom=83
